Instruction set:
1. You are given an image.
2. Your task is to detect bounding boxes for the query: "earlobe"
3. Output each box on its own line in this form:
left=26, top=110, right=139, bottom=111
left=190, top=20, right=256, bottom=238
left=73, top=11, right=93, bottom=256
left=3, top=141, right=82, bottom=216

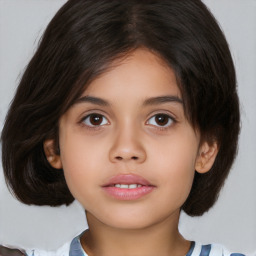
left=195, top=141, right=218, bottom=174
left=43, top=139, right=62, bottom=169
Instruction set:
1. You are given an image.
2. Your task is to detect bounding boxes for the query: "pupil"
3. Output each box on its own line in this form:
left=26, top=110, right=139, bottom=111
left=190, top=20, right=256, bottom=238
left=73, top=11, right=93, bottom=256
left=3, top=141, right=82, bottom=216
left=156, top=115, right=168, bottom=126
left=90, top=115, right=102, bottom=125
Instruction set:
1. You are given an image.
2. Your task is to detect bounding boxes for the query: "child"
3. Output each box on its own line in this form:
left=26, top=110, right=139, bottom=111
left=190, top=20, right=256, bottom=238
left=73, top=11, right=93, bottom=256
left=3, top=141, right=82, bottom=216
left=0, top=0, right=246, bottom=255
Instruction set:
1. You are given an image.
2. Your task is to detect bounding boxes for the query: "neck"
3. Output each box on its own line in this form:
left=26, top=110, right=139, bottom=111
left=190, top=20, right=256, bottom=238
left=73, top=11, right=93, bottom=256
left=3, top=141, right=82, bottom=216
left=81, top=211, right=191, bottom=256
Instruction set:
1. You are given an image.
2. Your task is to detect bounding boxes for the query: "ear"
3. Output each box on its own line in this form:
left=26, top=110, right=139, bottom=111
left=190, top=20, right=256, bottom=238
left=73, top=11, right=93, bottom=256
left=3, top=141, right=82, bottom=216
left=195, top=141, right=218, bottom=174
left=43, top=139, right=62, bottom=169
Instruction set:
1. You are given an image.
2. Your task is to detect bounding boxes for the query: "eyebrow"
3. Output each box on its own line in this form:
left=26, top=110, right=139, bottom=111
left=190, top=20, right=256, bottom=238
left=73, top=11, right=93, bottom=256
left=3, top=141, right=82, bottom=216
left=74, top=95, right=183, bottom=107
left=143, top=96, right=183, bottom=106
left=75, top=96, right=110, bottom=106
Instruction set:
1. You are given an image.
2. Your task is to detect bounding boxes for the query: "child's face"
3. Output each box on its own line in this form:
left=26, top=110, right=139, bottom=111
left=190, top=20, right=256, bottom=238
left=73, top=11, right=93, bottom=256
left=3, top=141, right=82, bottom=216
left=50, top=49, right=214, bottom=230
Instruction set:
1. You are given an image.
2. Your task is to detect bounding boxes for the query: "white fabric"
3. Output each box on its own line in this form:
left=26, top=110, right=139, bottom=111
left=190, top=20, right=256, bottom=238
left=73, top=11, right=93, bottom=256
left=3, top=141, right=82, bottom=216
left=25, top=242, right=70, bottom=256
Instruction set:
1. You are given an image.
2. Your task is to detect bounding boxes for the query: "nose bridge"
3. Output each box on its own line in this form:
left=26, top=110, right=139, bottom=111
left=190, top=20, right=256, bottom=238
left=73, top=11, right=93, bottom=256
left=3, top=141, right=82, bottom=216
left=109, top=121, right=146, bottom=163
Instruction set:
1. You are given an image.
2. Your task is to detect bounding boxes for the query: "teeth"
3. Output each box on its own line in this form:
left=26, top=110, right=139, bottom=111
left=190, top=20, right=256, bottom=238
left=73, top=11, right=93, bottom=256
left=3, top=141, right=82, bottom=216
left=120, top=184, right=129, bottom=189
left=114, top=184, right=142, bottom=189
left=128, top=184, right=137, bottom=189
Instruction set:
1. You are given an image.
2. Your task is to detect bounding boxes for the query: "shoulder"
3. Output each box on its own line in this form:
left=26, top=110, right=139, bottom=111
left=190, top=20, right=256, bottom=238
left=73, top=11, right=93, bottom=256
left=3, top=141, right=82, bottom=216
left=189, top=242, right=249, bottom=256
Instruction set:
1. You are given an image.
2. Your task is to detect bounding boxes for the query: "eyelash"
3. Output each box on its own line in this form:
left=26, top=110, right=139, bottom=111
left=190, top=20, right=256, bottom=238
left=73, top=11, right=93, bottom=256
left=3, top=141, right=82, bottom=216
left=80, top=113, right=176, bottom=130
left=81, top=113, right=109, bottom=129
left=146, top=113, right=176, bottom=130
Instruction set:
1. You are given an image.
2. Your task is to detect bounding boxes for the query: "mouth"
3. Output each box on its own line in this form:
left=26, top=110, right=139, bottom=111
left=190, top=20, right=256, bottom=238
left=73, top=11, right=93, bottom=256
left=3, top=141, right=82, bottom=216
left=111, top=184, right=143, bottom=189
left=102, top=174, right=156, bottom=200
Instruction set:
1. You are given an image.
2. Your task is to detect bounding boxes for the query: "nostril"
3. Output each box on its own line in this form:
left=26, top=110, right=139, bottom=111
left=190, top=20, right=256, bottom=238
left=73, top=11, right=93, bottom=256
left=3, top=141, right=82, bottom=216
left=115, top=156, right=139, bottom=160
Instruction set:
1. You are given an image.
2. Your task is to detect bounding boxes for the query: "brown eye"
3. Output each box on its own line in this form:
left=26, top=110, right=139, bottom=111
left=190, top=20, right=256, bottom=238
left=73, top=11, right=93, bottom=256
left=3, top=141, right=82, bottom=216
left=90, top=114, right=103, bottom=125
left=155, top=114, right=169, bottom=126
left=83, top=114, right=108, bottom=126
left=147, top=114, right=173, bottom=127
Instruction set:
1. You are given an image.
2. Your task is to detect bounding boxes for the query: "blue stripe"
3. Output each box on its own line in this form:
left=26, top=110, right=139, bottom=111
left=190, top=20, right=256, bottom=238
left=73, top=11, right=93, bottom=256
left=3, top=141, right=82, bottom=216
left=186, top=241, right=195, bottom=256
left=69, top=234, right=85, bottom=256
left=230, top=254, right=245, bottom=256
left=199, top=244, right=211, bottom=256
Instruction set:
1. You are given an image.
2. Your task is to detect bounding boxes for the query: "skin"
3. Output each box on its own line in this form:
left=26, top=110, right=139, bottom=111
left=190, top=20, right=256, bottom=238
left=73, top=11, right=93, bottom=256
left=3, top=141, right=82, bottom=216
left=45, top=48, right=218, bottom=256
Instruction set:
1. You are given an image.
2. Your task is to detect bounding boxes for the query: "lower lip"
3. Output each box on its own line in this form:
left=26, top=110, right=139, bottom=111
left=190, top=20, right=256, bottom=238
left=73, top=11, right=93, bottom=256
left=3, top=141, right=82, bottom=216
left=102, top=186, right=155, bottom=200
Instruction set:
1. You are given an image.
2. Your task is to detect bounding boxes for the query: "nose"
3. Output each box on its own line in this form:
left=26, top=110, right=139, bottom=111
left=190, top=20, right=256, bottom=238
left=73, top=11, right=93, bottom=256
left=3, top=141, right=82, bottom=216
left=109, top=126, right=146, bottom=164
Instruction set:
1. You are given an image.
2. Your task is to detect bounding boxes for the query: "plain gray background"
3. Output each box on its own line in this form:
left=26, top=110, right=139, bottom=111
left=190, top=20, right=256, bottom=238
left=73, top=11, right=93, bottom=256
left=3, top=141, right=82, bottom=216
left=0, top=0, right=255, bottom=254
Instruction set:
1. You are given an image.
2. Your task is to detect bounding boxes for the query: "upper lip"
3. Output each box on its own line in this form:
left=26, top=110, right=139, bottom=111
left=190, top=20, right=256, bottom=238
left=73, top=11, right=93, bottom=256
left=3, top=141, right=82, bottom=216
left=102, top=174, right=154, bottom=187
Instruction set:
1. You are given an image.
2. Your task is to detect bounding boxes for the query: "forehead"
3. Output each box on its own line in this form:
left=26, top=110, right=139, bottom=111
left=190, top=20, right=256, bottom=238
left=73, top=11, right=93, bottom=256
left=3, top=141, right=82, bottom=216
left=82, top=48, right=181, bottom=100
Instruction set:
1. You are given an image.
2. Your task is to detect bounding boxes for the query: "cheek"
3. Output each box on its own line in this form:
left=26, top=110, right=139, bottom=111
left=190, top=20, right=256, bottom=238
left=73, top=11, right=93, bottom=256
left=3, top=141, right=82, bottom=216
left=150, top=132, right=198, bottom=199
left=150, top=130, right=198, bottom=172
left=59, top=135, right=103, bottom=198
left=61, top=131, right=106, bottom=171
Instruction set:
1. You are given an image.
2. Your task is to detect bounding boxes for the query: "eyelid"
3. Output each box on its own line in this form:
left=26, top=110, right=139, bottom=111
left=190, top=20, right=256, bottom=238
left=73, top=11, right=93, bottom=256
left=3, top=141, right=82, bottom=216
left=146, top=112, right=176, bottom=128
left=78, top=108, right=109, bottom=121
left=79, top=112, right=110, bottom=128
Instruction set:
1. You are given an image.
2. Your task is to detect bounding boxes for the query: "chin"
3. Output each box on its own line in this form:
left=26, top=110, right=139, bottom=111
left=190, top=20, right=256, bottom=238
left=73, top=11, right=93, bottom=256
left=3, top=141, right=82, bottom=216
left=94, top=211, right=164, bottom=231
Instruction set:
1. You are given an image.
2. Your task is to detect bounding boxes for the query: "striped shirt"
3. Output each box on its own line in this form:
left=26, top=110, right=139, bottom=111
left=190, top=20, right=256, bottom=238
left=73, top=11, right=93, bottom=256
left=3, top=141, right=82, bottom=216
left=24, top=233, right=250, bottom=256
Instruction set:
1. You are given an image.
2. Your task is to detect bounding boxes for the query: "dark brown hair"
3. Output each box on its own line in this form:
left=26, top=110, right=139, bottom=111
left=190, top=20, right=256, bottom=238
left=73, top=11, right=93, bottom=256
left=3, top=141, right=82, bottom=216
left=1, top=0, right=240, bottom=216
